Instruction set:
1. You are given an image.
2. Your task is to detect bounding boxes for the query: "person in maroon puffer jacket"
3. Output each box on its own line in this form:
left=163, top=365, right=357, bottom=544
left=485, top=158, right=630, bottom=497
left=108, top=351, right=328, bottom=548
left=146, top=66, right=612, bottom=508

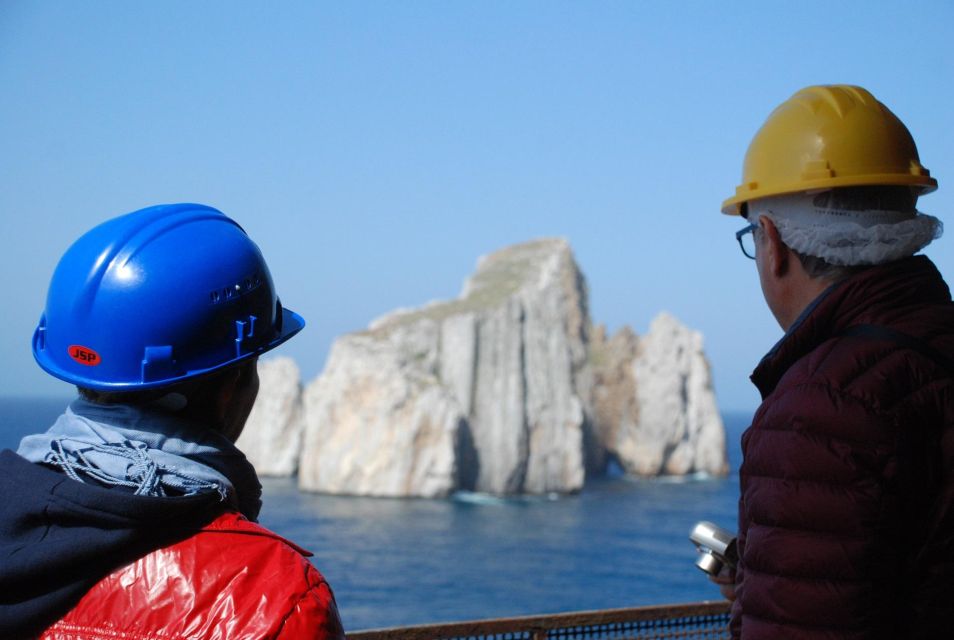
left=720, top=85, right=954, bottom=638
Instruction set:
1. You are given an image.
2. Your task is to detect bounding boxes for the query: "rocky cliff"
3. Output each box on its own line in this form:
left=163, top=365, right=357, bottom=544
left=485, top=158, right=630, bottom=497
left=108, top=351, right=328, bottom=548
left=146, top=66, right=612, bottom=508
left=248, top=238, right=728, bottom=497
left=299, top=238, right=593, bottom=497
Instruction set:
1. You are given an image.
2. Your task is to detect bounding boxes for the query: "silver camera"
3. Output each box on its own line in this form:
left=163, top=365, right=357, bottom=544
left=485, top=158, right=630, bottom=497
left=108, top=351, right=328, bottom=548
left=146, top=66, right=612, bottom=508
left=689, top=521, right=738, bottom=576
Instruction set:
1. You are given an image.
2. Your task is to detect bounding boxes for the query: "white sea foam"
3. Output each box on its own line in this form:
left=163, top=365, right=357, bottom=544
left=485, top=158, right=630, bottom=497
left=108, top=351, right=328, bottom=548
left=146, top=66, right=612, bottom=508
left=451, top=490, right=563, bottom=505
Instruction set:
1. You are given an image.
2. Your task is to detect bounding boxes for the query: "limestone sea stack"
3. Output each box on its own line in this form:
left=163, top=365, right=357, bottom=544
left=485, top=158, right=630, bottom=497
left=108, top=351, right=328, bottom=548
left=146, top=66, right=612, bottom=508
left=298, top=239, right=594, bottom=497
left=252, top=238, right=729, bottom=496
left=590, top=314, right=728, bottom=477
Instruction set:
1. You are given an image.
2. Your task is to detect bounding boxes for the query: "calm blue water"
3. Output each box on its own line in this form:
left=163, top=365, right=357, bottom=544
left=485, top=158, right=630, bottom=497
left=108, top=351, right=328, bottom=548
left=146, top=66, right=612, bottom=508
left=0, top=397, right=750, bottom=631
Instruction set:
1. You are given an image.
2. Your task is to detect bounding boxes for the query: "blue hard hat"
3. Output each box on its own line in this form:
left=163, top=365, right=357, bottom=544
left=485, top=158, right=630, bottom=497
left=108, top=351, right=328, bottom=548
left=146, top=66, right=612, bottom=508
left=33, top=203, right=305, bottom=391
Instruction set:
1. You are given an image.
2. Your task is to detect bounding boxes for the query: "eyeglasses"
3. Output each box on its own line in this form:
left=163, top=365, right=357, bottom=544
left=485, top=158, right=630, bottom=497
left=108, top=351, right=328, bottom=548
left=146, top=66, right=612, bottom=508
left=736, top=223, right=758, bottom=259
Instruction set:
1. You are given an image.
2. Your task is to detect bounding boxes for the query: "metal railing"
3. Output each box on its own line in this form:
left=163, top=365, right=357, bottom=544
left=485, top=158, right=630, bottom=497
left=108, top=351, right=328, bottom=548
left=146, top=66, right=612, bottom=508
left=348, top=601, right=731, bottom=640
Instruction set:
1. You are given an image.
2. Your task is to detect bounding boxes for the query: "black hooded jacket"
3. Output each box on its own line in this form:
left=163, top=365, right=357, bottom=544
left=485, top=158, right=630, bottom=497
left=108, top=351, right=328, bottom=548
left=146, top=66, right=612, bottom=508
left=0, top=449, right=223, bottom=638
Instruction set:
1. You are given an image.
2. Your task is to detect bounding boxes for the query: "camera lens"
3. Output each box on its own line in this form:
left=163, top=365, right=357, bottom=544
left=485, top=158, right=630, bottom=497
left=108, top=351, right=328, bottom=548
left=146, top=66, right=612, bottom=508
left=695, top=551, right=724, bottom=576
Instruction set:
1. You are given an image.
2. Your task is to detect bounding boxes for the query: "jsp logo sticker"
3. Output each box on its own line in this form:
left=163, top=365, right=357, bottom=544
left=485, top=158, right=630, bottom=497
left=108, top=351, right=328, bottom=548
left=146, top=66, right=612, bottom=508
left=69, top=345, right=101, bottom=366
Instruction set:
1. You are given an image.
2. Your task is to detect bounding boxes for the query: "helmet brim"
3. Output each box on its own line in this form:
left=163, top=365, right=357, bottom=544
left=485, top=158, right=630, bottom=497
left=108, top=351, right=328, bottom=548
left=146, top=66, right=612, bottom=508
left=34, top=306, right=306, bottom=392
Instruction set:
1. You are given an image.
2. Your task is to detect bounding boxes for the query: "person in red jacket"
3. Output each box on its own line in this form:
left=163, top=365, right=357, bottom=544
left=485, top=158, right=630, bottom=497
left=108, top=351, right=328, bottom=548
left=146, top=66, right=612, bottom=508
left=721, top=86, right=954, bottom=637
left=0, top=204, right=345, bottom=639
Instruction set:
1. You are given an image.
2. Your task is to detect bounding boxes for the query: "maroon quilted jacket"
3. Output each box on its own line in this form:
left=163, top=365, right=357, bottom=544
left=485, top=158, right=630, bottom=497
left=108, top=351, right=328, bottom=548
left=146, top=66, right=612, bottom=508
left=732, top=256, right=954, bottom=639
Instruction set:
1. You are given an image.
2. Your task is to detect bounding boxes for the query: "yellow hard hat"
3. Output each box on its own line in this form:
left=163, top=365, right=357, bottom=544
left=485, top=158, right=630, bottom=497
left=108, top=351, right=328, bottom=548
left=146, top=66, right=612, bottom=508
left=722, top=85, right=938, bottom=215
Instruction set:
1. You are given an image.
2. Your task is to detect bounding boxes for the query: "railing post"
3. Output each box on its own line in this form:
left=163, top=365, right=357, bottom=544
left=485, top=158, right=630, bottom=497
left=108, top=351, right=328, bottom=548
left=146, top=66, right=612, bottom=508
left=532, top=628, right=548, bottom=640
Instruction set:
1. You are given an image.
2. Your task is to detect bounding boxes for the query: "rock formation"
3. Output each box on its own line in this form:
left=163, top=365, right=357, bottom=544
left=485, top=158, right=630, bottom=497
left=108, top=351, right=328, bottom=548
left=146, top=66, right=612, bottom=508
left=298, top=332, right=467, bottom=498
left=298, top=239, right=594, bottom=497
left=235, top=356, right=304, bottom=476
left=590, top=314, right=727, bottom=477
left=250, top=238, right=728, bottom=496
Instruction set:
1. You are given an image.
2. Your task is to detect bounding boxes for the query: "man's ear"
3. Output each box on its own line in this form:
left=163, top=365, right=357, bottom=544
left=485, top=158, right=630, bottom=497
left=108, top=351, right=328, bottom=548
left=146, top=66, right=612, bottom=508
left=758, top=216, right=789, bottom=278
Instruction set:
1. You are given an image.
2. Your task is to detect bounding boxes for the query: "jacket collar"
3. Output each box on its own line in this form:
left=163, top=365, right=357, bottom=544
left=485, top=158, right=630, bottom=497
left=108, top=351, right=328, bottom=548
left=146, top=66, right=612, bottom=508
left=750, top=256, right=951, bottom=398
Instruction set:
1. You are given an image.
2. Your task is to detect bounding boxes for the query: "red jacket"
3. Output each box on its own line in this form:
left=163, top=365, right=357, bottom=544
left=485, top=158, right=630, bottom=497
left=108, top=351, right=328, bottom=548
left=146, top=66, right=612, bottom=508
left=732, top=257, right=954, bottom=639
left=40, top=511, right=344, bottom=640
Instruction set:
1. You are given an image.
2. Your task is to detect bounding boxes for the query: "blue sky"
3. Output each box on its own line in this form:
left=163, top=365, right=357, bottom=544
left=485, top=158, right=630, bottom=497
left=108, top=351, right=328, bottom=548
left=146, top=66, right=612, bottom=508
left=1, top=1, right=952, bottom=411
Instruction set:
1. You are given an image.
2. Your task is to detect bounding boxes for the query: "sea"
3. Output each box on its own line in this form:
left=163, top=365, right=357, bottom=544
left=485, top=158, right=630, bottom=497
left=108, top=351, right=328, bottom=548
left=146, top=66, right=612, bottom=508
left=0, top=397, right=750, bottom=632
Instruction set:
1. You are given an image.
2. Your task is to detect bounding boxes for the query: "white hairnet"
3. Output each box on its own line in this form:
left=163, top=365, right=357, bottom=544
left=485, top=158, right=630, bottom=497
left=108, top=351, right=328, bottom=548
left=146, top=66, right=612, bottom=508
left=748, top=192, right=942, bottom=266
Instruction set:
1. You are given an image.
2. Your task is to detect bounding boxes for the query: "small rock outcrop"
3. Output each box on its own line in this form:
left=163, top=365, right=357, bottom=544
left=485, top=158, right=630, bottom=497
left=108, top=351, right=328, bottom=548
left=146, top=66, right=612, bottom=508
left=251, top=238, right=728, bottom=496
left=590, top=314, right=727, bottom=477
left=236, top=357, right=304, bottom=476
left=298, top=239, right=594, bottom=497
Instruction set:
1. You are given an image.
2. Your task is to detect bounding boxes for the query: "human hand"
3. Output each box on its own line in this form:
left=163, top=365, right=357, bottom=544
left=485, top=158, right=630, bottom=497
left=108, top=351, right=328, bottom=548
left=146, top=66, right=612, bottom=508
left=708, top=564, right=736, bottom=602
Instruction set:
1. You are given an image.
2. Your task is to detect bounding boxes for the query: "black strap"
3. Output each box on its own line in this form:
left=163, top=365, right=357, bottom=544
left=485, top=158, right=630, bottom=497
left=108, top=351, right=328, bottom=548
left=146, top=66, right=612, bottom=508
left=837, top=324, right=954, bottom=379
